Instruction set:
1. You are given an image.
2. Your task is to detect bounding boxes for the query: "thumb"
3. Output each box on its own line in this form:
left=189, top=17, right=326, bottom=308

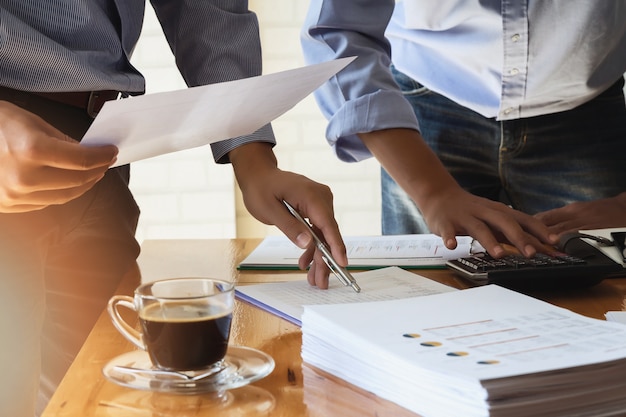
left=274, top=211, right=314, bottom=250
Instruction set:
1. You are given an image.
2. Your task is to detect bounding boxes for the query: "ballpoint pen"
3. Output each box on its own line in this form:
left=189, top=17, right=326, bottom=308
left=283, top=200, right=361, bottom=293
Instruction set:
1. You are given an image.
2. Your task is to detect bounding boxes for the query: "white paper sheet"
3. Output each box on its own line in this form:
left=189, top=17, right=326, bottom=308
left=235, top=266, right=456, bottom=326
left=81, top=57, right=355, bottom=167
left=238, top=234, right=475, bottom=270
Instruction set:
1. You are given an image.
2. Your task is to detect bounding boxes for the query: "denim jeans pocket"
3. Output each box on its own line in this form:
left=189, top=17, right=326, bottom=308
left=390, top=65, right=431, bottom=97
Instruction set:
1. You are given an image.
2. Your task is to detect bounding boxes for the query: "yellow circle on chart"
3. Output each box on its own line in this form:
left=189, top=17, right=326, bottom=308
left=477, top=360, right=500, bottom=365
left=446, top=351, right=469, bottom=357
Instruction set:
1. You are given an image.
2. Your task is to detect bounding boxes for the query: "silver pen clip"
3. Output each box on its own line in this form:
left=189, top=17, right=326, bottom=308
left=283, top=200, right=360, bottom=293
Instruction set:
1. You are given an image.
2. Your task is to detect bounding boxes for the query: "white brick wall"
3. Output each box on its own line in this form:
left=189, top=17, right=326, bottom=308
left=129, top=2, right=382, bottom=243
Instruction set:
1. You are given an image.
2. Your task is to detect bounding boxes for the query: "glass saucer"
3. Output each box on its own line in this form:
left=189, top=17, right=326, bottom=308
left=98, top=385, right=276, bottom=415
left=103, top=346, right=274, bottom=394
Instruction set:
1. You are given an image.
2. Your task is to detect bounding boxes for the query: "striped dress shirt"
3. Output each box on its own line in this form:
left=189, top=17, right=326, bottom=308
left=0, top=0, right=275, bottom=162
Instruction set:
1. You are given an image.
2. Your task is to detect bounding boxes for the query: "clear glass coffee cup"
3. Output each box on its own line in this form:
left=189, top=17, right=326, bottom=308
left=107, top=277, right=234, bottom=372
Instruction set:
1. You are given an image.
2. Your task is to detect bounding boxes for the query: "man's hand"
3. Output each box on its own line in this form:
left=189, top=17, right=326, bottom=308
left=0, top=101, right=118, bottom=213
left=419, top=186, right=557, bottom=257
left=535, top=193, right=626, bottom=235
left=229, top=142, right=347, bottom=289
left=360, top=128, right=558, bottom=257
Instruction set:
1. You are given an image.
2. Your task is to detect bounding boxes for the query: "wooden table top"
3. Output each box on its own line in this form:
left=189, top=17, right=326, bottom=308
left=42, top=238, right=626, bottom=417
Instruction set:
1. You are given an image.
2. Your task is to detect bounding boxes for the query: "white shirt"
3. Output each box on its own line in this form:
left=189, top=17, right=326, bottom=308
left=302, top=0, right=626, bottom=162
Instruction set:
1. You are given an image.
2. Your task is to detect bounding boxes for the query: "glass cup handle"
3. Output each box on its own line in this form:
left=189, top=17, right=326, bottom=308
left=107, top=295, right=145, bottom=350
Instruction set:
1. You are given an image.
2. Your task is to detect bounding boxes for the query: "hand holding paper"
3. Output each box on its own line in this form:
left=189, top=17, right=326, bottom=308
left=80, top=58, right=355, bottom=166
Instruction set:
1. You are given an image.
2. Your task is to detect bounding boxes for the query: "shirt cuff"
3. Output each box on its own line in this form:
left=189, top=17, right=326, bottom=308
left=211, top=124, right=276, bottom=164
left=327, top=90, right=420, bottom=162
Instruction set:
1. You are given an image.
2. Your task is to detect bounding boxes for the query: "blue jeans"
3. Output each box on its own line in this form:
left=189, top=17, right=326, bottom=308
left=382, top=67, right=626, bottom=235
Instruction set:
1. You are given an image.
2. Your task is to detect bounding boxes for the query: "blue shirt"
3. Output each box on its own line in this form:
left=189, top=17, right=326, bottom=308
left=0, top=0, right=275, bottom=162
left=302, top=0, right=626, bottom=163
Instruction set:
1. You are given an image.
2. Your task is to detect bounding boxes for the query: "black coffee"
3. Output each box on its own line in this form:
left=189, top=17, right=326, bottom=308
left=139, top=302, right=232, bottom=370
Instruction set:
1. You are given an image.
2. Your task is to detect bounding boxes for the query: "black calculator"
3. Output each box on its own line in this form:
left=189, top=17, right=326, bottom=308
left=446, top=236, right=623, bottom=291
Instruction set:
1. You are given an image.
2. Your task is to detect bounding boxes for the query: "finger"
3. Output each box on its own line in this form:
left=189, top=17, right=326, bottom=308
left=545, top=220, right=581, bottom=236
left=314, top=262, right=330, bottom=289
left=271, top=200, right=315, bottom=249
left=512, top=212, right=559, bottom=245
left=307, top=260, right=317, bottom=287
left=535, top=212, right=584, bottom=236
left=15, top=164, right=109, bottom=193
left=438, top=223, right=459, bottom=250
left=312, top=249, right=330, bottom=289
left=36, top=135, right=118, bottom=170
left=305, top=251, right=331, bottom=289
left=534, top=209, right=565, bottom=228
left=304, top=211, right=348, bottom=267
left=463, top=219, right=506, bottom=257
left=490, top=220, right=541, bottom=258
left=277, top=200, right=348, bottom=268
left=0, top=105, right=118, bottom=170
left=313, top=223, right=348, bottom=267
left=1, top=175, right=104, bottom=210
left=298, top=245, right=316, bottom=271
left=0, top=202, right=48, bottom=213
left=469, top=205, right=554, bottom=257
left=59, top=133, right=80, bottom=144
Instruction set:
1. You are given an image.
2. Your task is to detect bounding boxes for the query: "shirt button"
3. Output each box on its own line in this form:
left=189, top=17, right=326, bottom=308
left=509, top=68, right=519, bottom=75
left=511, top=34, right=521, bottom=42
left=503, top=107, right=514, bottom=115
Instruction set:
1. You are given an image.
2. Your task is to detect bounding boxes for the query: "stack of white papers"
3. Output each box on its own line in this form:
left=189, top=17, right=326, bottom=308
left=301, top=285, right=626, bottom=417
